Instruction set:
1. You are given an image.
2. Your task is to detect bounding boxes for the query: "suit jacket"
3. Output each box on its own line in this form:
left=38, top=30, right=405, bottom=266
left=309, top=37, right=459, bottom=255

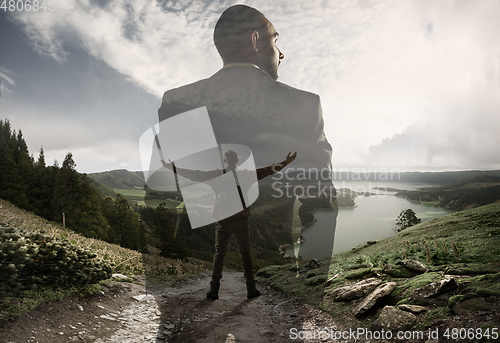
left=158, top=66, right=332, bottom=173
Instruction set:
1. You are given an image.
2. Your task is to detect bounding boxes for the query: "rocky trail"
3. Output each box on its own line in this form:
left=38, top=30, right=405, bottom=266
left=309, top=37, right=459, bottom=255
left=0, top=272, right=349, bottom=343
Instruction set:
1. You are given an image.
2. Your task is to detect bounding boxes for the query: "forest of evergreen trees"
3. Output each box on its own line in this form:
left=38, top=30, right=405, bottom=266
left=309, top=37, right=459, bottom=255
left=0, top=119, right=147, bottom=252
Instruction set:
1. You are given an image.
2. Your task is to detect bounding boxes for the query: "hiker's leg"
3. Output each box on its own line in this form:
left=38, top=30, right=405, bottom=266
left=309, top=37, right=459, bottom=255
left=232, top=218, right=253, bottom=281
left=233, top=218, right=260, bottom=298
left=207, top=221, right=232, bottom=300
left=212, top=221, right=232, bottom=282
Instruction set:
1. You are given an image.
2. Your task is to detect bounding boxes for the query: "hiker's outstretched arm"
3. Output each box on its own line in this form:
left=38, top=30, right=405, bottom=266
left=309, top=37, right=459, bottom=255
left=256, top=152, right=297, bottom=180
left=160, top=159, right=221, bottom=182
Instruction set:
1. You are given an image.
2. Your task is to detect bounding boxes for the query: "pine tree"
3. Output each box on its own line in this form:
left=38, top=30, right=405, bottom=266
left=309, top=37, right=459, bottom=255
left=394, top=209, right=421, bottom=233
left=30, top=147, right=57, bottom=219
left=102, top=195, right=146, bottom=251
left=52, top=153, right=108, bottom=238
left=0, top=121, right=34, bottom=210
left=154, top=204, right=187, bottom=259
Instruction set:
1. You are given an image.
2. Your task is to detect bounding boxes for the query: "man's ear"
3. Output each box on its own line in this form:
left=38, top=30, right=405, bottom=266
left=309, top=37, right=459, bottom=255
left=251, top=31, right=259, bottom=52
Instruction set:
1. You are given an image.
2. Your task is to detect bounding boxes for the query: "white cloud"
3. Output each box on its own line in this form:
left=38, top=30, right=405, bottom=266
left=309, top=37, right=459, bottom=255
left=13, top=0, right=225, bottom=96
left=369, top=88, right=500, bottom=170
left=0, top=67, right=16, bottom=96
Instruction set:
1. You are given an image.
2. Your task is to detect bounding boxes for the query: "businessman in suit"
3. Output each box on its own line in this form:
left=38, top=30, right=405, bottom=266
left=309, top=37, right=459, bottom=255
left=155, top=4, right=337, bottom=298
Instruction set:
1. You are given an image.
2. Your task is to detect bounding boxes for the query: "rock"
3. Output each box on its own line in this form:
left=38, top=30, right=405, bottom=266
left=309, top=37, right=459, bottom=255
left=444, top=263, right=500, bottom=275
left=326, top=273, right=340, bottom=283
left=346, top=263, right=372, bottom=270
left=76, top=304, right=84, bottom=311
left=397, top=259, right=429, bottom=273
left=306, top=269, right=321, bottom=278
left=353, top=282, right=397, bottom=317
left=256, top=265, right=282, bottom=277
left=306, top=258, right=321, bottom=269
left=132, top=294, right=155, bottom=302
left=345, top=267, right=372, bottom=279
left=397, top=304, right=428, bottom=314
left=305, top=274, right=328, bottom=286
left=100, top=315, right=117, bottom=321
left=328, top=278, right=382, bottom=301
left=372, top=306, right=417, bottom=331
left=453, top=297, right=493, bottom=313
left=383, top=264, right=414, bottom=278
left=412, top=277, right=458, bottom=298
left=112, top=273, right=128, bottom=278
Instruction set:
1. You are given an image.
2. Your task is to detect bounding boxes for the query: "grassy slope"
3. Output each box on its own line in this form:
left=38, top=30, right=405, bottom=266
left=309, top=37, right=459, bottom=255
left=334, top=201, right=500, bottom=264
left=256, top=202, right=500, bottom=308
left=0, top=197, right=211, bottom=323
left=0, top=198, right=209, bottom=277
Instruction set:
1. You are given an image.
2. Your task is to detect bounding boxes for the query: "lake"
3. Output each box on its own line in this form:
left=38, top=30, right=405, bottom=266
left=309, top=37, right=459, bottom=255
left=287, top=181, right=455, bottom=260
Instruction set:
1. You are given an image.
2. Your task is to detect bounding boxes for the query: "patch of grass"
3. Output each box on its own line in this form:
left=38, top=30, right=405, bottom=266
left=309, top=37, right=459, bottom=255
left=136, top=199, right=181, bottom=209
left=0, top=283, right=102, bottom=324
left=448, top=271, right=500, bottom=309
left=414, top=307, right=451, bottom=330
left=113, top=189, right=146, bottom=197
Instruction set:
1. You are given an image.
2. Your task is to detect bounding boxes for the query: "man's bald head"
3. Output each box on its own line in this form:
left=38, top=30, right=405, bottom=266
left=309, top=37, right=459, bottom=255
left=214, top=5, right=284, bottom=79
left=214, top=5, right=268, bottom=62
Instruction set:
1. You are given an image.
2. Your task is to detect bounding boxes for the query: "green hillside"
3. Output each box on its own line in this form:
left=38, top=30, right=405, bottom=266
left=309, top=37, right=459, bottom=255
left=335, top=202, right=500, bottom=263
left=0, top=198, right=210, bottom=323
left=88, top=169, right=146, bottom=189
left=256, top=202, right=500, bottom=333
left=396, top=178, right=500, bottom=210
left=332, top=170, right=500, bottom=184
left=89, top=178, right=116, bottom=198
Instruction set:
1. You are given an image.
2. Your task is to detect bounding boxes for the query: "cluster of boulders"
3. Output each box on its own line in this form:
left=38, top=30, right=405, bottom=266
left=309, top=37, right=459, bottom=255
left=256, top=257, right=500, bottom=333
left=310, top=258, right=499, bottom=331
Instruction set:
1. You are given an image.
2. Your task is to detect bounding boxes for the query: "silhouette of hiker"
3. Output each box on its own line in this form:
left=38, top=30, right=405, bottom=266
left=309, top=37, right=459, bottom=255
left=161, top=150, right=297, bottom=299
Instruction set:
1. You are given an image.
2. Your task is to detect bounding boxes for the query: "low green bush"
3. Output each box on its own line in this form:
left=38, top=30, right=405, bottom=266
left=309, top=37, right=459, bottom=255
left=0, top=223, right=112, bottom=292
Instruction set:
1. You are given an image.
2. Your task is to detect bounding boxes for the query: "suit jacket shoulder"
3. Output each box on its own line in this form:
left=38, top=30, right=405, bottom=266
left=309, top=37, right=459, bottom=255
left=159, top=78, right=210, bottom=121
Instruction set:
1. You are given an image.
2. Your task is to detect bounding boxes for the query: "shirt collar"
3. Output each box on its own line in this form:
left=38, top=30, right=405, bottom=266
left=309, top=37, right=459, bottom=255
left=223, top=63, right=260, bottom=69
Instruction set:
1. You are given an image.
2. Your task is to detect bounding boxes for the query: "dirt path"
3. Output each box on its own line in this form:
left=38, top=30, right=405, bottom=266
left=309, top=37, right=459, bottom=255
left=0, top=272, right=351, bottom=343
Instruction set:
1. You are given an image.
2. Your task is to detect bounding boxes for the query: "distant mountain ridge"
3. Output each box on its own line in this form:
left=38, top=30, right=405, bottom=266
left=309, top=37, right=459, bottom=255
left=331, top=169, right=500, bottom=184
left=88, top=169, right=145, bottom=189
left=89, top=169, right=500, bottom=190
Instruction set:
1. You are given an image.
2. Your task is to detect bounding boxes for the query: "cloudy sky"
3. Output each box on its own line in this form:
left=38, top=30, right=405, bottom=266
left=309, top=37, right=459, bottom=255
left=1, top=0, right=499, bottom=174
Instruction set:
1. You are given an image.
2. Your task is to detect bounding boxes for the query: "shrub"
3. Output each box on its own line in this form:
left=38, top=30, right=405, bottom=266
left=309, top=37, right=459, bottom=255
left=0, top=223, right=112, bottom=292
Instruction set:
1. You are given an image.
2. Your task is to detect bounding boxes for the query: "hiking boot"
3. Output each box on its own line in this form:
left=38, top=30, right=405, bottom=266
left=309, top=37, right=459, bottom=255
left=246, top=280, right=261, bottom=299
left=206, top=281, right=220, bottom=300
